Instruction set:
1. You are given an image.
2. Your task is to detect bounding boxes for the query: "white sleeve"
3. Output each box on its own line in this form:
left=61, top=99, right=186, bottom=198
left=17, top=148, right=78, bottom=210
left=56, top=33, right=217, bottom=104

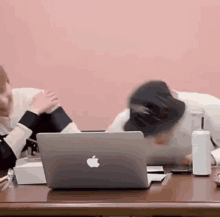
left=204, top=104, right=220, bottom=166
left=61, top=122, right=81, bottom=133
left=4, top=123, right=32, bottom=159
left=211, top=149, right=220, bottom=166
left=106, top=109, right=130, bottom=132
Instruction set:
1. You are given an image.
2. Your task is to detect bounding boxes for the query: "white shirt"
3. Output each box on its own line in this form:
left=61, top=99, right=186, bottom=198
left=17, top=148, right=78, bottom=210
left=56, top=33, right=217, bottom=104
left=106, top=91, right=220, bottom=166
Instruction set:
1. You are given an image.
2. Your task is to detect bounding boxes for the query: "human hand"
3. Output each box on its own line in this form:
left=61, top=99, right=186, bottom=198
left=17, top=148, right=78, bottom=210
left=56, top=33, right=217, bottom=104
left=212, top=155, right=216, bottom=166
left=30, top=90, right=59, bottom=115
left=183, top=153, right=216, bottom=166
left=44, top=90, right=61, bottom=114
left=45, top=102, right=61, bottom=114
left=183, top=154, right=193, bottom=167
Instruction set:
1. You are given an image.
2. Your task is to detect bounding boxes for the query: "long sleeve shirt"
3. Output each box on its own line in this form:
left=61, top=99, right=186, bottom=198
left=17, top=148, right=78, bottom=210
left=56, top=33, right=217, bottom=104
left=0, top=88, right=81, bottom=170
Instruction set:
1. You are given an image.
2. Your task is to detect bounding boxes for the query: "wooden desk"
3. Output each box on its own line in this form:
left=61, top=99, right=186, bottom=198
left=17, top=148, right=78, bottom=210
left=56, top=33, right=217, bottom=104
left=0, top=167, right=220, bottom=216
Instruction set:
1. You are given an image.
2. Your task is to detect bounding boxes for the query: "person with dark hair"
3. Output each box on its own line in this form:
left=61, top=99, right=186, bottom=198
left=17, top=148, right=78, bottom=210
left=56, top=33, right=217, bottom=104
left=0, top=66, right=81, bottom=170
left=106, top=80, right=220, bottom=166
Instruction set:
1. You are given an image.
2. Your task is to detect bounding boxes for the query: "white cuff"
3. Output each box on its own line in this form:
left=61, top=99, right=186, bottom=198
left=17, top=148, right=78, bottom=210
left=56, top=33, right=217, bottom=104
left=61, top=122, right=81, bottom=133
left=5, top=123, right=32, bottom=159
left=211, top=148, right=220, bottom=166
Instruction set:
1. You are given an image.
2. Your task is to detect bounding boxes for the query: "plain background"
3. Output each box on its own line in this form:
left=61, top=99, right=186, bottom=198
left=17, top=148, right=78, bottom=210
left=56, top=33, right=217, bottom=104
left=0, top=0, right=220, bottom=130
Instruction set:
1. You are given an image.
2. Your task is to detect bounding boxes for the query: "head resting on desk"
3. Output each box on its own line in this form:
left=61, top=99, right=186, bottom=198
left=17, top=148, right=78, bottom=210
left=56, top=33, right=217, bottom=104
left=0, top=66, right=12, bottom=117
left=123, top=80, right=186, bottom=145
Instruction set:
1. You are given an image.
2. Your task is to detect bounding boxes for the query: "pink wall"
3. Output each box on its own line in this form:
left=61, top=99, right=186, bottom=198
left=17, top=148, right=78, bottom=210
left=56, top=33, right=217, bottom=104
left=0, top=0, right=220, bottom=130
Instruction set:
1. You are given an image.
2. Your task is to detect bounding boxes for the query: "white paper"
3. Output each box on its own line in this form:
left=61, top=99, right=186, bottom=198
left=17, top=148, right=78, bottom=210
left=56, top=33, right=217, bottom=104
left=14, top=157, right=46, bottom=184
left=147, top=174, right=167, bottom=187
left=147, top=166, right=164, bottom=172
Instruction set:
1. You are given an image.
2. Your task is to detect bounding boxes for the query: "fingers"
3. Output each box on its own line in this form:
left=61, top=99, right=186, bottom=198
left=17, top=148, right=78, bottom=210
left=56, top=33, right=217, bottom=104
left=51, top=99, right=59, bottom=105
left=43, top=90, right=59, bottom=102
left=44, top=90, right=53, bottom=95
left=45, top=91, right=56, bottom=97
left=48, top=95, right=59, bottom=103
left=185, top=159, right=192, bottom=167
left=45, top=95, right=58, bottom=102
left=183, top=157, right=190, bottom=166
left=183, top=160, right=189, bottom=167
left=186, top=161, right=192, bottom=167
left=44, top=90, right=59, bottom=101
left=44, top=91, right=60, bottom=109
left=35, top=92, right=59, bottom=103
left=47, top=99, right=60, bottom=110
left=44, top=100, right=60, bottom=114
left=182, top=156, right=192, bottom=167
left=41, top=90, right=55, bottom=95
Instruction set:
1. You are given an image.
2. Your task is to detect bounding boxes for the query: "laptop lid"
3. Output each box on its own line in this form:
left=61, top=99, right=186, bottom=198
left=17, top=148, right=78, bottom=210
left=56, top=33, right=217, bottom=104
left=36, top=132, right=149, bottom=189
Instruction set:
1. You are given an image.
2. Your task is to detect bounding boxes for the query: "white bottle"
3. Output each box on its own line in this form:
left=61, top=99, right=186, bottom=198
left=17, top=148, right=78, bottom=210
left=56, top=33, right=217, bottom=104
left=191, top=111, right=211, bottom=176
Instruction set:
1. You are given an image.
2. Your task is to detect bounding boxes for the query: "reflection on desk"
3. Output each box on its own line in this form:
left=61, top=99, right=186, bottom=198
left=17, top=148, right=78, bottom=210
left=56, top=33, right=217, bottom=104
left=0, top=167, right=219, bottom=216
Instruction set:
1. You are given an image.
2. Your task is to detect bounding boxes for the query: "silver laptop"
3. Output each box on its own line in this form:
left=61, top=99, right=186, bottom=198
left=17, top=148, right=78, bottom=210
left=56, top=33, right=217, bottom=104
left=36, top=131, right=150, bottom=189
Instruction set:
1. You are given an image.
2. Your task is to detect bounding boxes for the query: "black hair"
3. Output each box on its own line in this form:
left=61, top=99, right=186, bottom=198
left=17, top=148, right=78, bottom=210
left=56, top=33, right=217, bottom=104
left=123, top=80, right=186, bottom=137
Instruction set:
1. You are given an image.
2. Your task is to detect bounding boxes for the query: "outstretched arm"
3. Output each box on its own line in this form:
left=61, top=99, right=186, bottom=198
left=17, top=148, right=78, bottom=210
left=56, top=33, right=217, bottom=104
left=106, top=109, right=130, bottom=132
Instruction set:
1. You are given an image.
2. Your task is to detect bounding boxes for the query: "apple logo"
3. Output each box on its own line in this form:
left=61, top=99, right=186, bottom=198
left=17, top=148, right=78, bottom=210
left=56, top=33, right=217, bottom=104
left=87, top=155, right=100, bottom=168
